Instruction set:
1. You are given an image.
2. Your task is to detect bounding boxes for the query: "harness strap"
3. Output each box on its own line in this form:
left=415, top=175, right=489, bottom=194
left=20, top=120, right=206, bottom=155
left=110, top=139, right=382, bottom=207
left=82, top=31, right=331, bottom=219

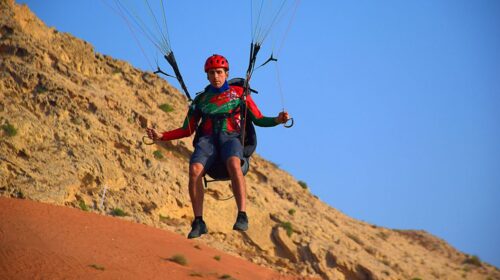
left=201, top=108, right=242, bottom=134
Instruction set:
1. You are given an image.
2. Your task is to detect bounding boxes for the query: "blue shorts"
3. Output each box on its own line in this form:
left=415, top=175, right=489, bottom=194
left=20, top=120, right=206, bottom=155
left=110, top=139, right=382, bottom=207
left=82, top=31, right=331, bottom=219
left=190, top=132, right=243, bottom=169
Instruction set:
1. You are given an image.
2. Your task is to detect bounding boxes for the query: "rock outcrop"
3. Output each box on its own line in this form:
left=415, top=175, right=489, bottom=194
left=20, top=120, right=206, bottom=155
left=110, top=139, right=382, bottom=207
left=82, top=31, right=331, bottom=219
left=1, top=1, right=499, bottom=279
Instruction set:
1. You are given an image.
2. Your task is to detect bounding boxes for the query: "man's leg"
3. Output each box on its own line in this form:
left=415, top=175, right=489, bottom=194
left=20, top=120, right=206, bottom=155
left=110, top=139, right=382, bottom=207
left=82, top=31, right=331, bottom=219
left=226, top=156, right=247, bottom=212
left=188, top=162, right=205, bottom=217
left=226, top=156, right=248, bottom=231
left=187, top=162, right=208, bottom=239
left=187, top=135, right=216, bottom=239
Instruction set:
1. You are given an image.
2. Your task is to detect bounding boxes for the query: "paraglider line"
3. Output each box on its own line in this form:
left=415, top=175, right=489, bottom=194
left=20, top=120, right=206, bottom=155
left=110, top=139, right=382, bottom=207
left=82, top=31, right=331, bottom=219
left=104, top=0, right=155, bottom=70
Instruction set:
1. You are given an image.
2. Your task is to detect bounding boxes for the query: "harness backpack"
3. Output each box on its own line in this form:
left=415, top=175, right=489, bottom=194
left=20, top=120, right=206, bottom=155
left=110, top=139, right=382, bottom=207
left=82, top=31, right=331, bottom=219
left=193, top=78, right=257, bottom=183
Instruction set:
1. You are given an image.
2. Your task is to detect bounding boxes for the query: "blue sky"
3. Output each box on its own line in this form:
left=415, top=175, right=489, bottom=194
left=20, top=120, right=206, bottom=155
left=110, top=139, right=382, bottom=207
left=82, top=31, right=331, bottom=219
left=19, top=0, right=500, bottom=267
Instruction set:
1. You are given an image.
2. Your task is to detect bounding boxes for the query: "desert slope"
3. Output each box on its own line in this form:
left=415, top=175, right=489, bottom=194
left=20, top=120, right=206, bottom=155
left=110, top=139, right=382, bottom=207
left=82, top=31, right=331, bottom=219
left=0, top=196, right=309, bottom=280
left=1, top=0, right=499, bottom=279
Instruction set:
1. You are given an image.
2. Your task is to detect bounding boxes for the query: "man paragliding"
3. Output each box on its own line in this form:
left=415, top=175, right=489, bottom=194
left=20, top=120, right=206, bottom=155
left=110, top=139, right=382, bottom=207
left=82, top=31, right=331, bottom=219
left=146, top=54, right=289, bottom=239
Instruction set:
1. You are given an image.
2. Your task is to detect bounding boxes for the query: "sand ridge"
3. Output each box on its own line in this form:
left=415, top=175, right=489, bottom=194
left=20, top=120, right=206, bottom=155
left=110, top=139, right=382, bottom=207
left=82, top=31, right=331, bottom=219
left=0, top=197, right=311, bottom=280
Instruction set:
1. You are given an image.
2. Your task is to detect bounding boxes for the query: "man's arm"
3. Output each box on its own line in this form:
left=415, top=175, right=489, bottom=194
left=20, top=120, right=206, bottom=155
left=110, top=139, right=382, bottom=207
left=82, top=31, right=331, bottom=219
left=146, top=107, right=200, bottom=141
left=246, top=95, right=289, bottom=127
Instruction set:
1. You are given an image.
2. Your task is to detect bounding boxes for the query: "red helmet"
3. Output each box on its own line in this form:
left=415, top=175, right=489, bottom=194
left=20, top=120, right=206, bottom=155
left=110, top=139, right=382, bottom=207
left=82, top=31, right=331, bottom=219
left=204, top=54, right=229, bottom=72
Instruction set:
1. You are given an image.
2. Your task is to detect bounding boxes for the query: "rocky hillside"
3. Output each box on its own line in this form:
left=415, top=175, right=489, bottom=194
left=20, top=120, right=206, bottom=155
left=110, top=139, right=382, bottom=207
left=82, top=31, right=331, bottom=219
left=1, top=1, right=499, bottom=279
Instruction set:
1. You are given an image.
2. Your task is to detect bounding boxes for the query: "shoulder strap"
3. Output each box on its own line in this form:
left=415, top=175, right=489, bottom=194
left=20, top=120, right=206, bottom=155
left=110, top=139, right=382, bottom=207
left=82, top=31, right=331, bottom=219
left=228, top=78, right=258, bottom=94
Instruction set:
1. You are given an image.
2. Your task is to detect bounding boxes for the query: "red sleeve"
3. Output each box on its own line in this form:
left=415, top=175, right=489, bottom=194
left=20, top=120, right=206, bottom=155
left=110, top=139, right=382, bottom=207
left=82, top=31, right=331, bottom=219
left=246, top=94, right=278, bottom=127
left=160, top=127, right=193, bottom=141
left=246, top=95, right=264, bottom=118
left=160, top=109, right=200, bottom=141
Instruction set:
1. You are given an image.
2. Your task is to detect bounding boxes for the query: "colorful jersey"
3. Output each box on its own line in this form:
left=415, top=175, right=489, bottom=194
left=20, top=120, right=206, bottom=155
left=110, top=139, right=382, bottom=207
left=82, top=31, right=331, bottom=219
left=160, top=82, right=277, bottom=141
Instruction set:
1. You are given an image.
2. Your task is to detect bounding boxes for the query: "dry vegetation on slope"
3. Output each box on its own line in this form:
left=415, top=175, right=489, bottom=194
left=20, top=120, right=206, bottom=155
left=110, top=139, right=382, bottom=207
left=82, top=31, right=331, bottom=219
left=1, top=1, right=499, bottom=279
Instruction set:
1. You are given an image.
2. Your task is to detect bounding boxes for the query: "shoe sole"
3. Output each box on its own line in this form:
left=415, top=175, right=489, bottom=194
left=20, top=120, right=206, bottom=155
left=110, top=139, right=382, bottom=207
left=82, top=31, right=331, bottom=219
left=233, top=225, right=248, bottom=232
left=187, top=227, right=208, bottom=239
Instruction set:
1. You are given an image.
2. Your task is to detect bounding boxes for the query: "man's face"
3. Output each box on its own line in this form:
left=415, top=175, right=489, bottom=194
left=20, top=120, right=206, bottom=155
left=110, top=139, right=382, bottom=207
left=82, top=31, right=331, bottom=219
left=207, top=68, right=228, bottom=89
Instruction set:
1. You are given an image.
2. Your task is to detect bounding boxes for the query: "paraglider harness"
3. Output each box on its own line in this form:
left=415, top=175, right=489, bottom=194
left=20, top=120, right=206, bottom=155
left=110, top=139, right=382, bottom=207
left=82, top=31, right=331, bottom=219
left=144, top=44, right=292, bottom=192
left=192, top=78, right=258, bottom=187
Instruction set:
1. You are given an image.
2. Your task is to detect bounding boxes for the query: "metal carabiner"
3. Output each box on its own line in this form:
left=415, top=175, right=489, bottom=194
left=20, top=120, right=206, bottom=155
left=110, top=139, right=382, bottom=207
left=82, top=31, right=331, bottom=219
left=284, top=117, right=294, bottom=128
left=142, top=135, right=155, bottom=145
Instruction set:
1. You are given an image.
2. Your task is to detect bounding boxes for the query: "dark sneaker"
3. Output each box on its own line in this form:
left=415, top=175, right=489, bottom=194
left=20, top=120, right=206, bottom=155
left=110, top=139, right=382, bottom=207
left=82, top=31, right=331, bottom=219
left=233, top=212, right=248, bottom=231
left=187, top=219, right=207, bottom=239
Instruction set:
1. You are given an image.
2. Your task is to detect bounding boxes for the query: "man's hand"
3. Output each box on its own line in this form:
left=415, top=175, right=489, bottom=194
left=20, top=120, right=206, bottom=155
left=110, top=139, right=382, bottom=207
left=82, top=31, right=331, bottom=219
left=146, top=128, right=161, bottom=141
left=275, top=111, right=290, bottom=124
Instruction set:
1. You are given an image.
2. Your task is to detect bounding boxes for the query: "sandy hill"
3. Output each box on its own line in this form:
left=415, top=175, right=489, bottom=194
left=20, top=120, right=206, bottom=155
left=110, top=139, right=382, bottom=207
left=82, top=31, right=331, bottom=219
left=1, top=1, right=499, bottom=279
left=0, top=196, right=306, bottom=280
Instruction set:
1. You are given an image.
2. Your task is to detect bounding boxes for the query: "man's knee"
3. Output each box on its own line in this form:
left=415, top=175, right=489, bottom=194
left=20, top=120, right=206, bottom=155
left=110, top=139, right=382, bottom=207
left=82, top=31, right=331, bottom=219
left=189, top=163, right=205, bottom=179
left=226, top=156, right=242, bottom=173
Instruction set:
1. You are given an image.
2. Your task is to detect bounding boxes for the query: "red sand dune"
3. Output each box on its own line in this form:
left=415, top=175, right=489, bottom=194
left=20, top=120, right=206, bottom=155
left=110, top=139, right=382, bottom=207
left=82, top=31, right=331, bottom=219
left=0, top=197, right=312, bottom=280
